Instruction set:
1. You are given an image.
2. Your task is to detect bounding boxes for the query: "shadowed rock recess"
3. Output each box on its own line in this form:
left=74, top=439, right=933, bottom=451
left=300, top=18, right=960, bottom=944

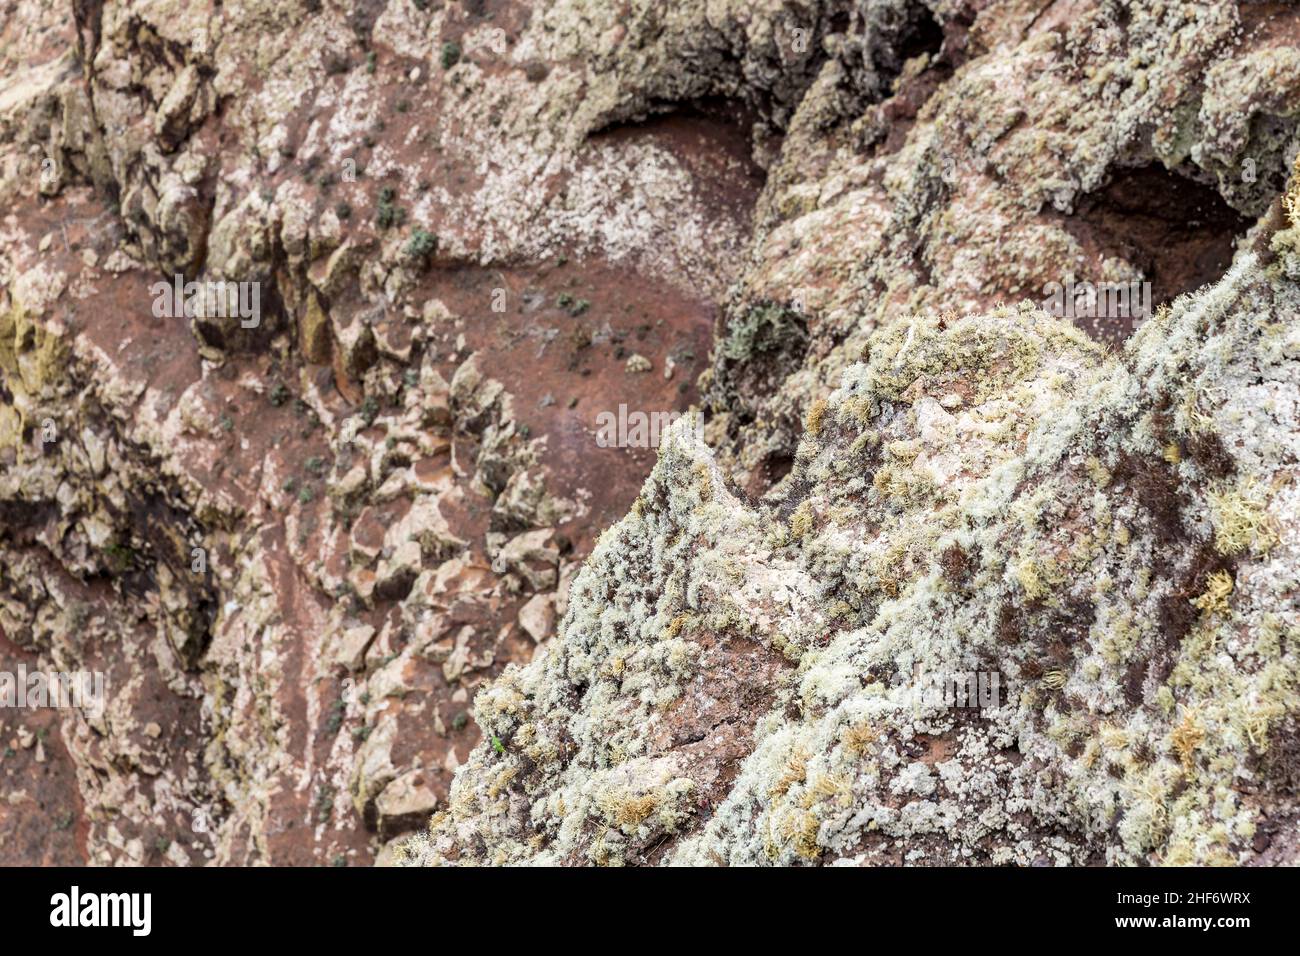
left=0, top=0, right=1298, bottom=867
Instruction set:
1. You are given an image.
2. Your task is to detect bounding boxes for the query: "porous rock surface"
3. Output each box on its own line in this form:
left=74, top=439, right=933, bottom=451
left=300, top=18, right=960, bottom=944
left=1, top=0, right=1298, bottom=866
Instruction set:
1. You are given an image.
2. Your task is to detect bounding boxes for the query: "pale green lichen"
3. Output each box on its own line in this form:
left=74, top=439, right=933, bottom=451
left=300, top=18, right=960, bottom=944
left=405, top=234, right=1300, bottom=865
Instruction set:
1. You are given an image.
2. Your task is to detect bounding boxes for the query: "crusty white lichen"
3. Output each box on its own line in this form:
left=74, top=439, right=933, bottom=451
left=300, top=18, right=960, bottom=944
left=406, top=234, right=1300, bottom=864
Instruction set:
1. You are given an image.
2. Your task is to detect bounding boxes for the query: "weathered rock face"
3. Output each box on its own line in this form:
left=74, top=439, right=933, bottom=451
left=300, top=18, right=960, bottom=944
left=399, top=0, right=1300, bottom=866
left=410, top=275, right=1300, bottom=865
left=0, top=0, right=1297, bottom=866
left=0, top=0, right=760, bottom=865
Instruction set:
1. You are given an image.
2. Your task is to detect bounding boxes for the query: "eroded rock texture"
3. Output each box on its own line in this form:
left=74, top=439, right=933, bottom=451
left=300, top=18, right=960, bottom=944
left=1, top=0, right=1298, bottom=866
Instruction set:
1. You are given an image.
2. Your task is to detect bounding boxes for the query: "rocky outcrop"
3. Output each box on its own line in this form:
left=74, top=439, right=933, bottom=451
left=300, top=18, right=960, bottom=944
left=400, top=0, right=1300, bottom=865
left=1, top=0, right=1298, bottom=866
left=407, top=257, right=1300, bottom=864
left=0, top=0, right=753, bottom=864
